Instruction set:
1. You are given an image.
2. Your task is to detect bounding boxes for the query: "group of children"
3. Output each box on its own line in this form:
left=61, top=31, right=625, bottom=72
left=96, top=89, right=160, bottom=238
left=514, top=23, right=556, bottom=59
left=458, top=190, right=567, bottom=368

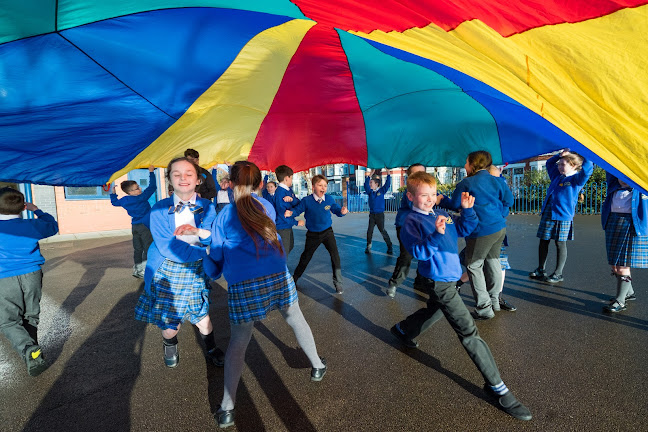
left=3, top=146, right=647, bottom=427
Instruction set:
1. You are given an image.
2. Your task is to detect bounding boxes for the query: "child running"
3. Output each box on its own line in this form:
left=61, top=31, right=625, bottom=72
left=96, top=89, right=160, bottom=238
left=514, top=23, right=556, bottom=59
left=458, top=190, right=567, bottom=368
left=273, top=165, right=303, bottom=256
left=389, top=172, right=531, bottom=421
left=601, top=172, right=648, bottom=313
left=205, top=161, right=326, bottom=429
left=364, top=170, right=393, bottom=255
left=110, top=165, right=157, bottom=278
left=0, top=188, right=58, bottom=376
left=529, top=149, right=593, bottom=283
left=134, top=157, right=224, bottom=369
left=290, top=175, right=348, bottom=293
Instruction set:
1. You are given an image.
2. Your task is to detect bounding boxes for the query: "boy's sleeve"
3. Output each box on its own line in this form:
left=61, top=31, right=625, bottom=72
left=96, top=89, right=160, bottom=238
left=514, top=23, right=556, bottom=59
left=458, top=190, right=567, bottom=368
left=546, top=154, right=560, bottom=179
left=400, top=217, right=443, bottom=261
left=454, top=207, right=479, bottom=238
left=33, top=210, right=59, bottom=238
left=606, top=171, right=619, bottom=188
left=330, top=198, right=345, bottom=217
left=150, top=206, right=206, bottom=263
left=291, top=197, right=305, bottom=217
left=364, top=175, right=370, bottom=192
left=213, top=172, right=221, bottom=192
left=140, top=171, right=158, bottom=201
left=110, top=193, right=120, bottom=207
left=379, top=175, right=391, bottom=194
left=437, top=193, right=453, bottom=210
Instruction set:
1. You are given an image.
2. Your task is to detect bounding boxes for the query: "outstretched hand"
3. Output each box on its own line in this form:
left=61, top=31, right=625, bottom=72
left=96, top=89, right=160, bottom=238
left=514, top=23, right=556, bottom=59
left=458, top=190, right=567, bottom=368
left=435, top=215, right=447, bottom=234
left=460, top=192, right=475, bottom=209
left=341, top=206, right=349, bottom=215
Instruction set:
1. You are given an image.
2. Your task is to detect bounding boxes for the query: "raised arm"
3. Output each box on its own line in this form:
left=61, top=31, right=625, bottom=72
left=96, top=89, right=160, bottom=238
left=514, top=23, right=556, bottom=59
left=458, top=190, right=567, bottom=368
left=141, top=167, right=158, bottom=200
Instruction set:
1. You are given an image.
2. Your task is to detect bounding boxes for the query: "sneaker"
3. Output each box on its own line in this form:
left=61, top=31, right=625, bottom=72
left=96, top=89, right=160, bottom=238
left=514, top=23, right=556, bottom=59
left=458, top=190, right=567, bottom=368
left=603, top=300, right=626, bottom=313
left=544, top=273, right=563, bottom=284
left=163, top=342, right=179, bottom=368
left=484, top=385, right=532, bottom=421
left=214, top=405, right=235, bottom=429
left=24, top=345, right=47, bottom=377
left=311, top=357, right=327, bottom=382
left=206, top=347, right=225, bottom=367
left=390, top=324, right=419, bottom=348
left=528, top=267, right=546, bottom=280
left=499, top=298, right=517, bottom=312
left=386, top=284, right=397, bottom=298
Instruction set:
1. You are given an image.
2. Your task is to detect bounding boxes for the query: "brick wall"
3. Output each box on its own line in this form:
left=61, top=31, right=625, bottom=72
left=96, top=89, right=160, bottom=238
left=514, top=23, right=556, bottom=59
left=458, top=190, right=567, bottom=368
left=31, top=184, right=58, bottom=219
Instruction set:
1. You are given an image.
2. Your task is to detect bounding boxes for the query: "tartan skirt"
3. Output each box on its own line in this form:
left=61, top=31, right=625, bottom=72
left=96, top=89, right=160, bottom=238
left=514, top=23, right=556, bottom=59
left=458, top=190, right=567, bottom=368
left=134, top=259, right=210, bottom=330
left=605, top=212, right=648, bottom=268
left=228, top=270, right=298, bottom=324
left=537, top=206, right=574, bottom=241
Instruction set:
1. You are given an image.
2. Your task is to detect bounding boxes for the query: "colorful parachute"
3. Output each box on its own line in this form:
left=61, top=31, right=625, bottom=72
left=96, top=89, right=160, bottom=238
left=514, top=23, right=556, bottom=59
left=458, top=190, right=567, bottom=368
left=1, top=1, right=647, bottom=189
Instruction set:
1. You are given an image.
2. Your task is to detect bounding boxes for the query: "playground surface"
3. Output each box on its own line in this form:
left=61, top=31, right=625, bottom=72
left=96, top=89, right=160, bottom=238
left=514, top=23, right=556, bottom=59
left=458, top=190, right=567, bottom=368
left=1, top=213, right=647, bottom=431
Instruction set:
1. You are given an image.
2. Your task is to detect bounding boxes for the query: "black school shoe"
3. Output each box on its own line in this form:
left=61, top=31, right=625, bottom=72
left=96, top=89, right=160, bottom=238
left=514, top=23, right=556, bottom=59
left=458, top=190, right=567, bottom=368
left=24, top=345, right=47, bottom=377
left=163, top=342, right=179, bottom=368
left=528, top=268, right=546, bottom=280
left=311, top=357, right=327, bottom=382
left=206, top=347, right=225, bottom=367
left=609, top=294, right=636, bottom=302
left=484, top=385, right=532, bottom=421
left=390, top=324, right=419, bottom=348
left=499, top=297, right=517, bottom=312
left=214, top=405, right=235, bottom=429
left=544, top=273, right=564, bottom=284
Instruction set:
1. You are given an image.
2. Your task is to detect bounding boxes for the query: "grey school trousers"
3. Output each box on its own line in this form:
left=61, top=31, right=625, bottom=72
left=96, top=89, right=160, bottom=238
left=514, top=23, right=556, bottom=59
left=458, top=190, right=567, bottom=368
left=0, top=270, right=43, bottom=357
left=397, top=279, right=503, bottom=386
left=465, top=228, right=506, bottom=315
left=277, top=228, right=295, bottom=256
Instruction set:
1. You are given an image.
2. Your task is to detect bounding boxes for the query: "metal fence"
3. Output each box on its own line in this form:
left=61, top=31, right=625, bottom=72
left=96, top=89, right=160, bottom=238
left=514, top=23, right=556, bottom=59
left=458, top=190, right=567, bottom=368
left=334, top=182, right=607, bottom=214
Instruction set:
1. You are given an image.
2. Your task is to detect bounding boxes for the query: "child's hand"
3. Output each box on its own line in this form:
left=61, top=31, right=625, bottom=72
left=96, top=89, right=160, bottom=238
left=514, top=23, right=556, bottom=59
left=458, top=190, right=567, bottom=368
left=148, top=165, right=155, bottom=172
left=341, top=206, right=349, bottom=215
left=435, top=215, right=447, bottom=234
left=284, top=210, right=293, bottom=217
left=460, top=192, right=475, bottom=209
left=110, top=183, right=117, bottom=194
left=559, top=148, right=571, bottom=157
left=174, top=224, right=199, bottom=236
left=25, top=202, right=38, bottom=212
left=297, top=220, right=305, bottom=227
left=283, top=196, right=293, bottom=202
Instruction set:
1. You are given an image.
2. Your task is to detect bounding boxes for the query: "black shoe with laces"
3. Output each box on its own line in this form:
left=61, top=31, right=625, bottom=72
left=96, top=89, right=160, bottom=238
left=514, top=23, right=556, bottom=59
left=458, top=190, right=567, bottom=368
left=390, top=324, right=419, bottom=348
left=499, top=297, right=517, bottom=312
left=528, top=267, right=546, bottom=280
left=483, top=385, right=532, bottom=421
left=544, top=273, right=563, bottom=283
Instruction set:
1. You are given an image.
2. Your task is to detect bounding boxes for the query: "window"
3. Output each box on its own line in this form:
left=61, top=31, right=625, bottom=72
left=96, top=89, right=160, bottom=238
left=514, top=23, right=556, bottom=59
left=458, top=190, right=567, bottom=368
left=64, top=186, right=111, bottom=200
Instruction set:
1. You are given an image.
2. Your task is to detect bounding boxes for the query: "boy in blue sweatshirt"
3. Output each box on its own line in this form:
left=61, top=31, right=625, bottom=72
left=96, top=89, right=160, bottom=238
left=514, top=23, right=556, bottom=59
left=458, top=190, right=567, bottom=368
left=364, top=170, right=393, bottom=255
left=389, top=172, right=531, bottom=421
left=0, top=187, right=58, bottom=376
left=290, top=175, right=348, bottom=293
left=273, top=165, right=304, bottom=256
left=110, top=165, right=157, bottom=278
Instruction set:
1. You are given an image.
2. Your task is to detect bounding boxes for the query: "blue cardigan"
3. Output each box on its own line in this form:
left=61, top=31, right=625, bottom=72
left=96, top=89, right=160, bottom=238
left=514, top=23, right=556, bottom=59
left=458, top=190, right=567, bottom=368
left=110, top=171, right=156, bottom=227
left=601, top=172, right=648, bottom=236
left=0, top=210, right=59, bottom=278
left=365, top=175, right=391, bottom=213
left=446, top=171, right=513, bottom=238
left=541, top=153, right=593, bottom=221
left=205, top=194, right=288, bottom=285
left=143, top=196, right=216, bottom=294
left=292, top=194, right=345, bottom=232
left=401, top=207, right=478, bottom=282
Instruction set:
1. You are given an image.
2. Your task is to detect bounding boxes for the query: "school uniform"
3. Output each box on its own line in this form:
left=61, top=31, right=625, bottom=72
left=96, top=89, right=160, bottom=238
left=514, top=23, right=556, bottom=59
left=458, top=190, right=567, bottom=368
left=134, top=194, right=216, bottom=330
left=273, top=183, right=301, bottom=255
left=602, top=173, right=648, bottom=267
left=213, top=167, right=234, bottom=213
left=0, top=211, right=58, bottom=357
left=365, top=175, right=393, bottom=251
left=110, top=171, right=156, bottom=275
left=388, top=192, right=426, bottom=291
left=205, top=194, right=297, bottom=324
left=197, top=166, right=217, bottom=201
left=394, top=206, right=503, bottom=386
left=537, top=153, right=593, bottom=241
left=291, top=194, right=346, bottom=290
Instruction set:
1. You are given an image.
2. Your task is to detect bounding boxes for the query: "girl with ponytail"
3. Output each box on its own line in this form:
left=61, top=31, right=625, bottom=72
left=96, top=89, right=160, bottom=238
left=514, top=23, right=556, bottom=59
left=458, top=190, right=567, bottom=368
left=205, top=161, right=326, bottom=429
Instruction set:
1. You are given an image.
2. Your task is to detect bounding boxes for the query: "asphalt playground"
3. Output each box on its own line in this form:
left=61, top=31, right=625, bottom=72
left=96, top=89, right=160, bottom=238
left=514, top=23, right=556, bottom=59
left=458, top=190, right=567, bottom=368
left=1, top=213, right=647, bottom=432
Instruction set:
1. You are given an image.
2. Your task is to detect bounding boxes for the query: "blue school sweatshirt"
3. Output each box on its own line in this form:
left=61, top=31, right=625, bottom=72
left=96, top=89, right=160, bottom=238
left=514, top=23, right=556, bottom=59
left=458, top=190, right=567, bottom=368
left=205, top=194, right=287, bottom=285
left=292, top=194, right=345, bottom=232
left=395, top=192, right=413, bottom=228
left=541, top=153, right=593, bottom=221
left=446, top=171, right=513, bottom=238
left=601, top=172, right=648, bottom=236
left=401, top=207, right=478, bottom=282
left=365, top=175, right=391, bottom=213
left=0, top=211, right=59, bottom=278
left=110, top=171, right=157, bottom=227
left=273, top=184, right=301, bottom=230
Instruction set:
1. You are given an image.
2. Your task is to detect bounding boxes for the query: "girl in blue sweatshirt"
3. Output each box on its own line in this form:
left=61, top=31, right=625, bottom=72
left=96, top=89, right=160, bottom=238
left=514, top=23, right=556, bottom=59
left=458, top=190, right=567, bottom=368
left=529, top=149, right=593, bottom=283
left=134, top=157, right=223, bottom=369
left=601, top=172, right=648, bottom=313
left=444, top=151, right=513, bottom=320
left=205, top=161, right=325, bottom=429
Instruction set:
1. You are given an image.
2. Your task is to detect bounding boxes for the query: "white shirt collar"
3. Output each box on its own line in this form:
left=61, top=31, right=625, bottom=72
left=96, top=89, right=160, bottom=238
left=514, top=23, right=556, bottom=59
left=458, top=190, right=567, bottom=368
left=412, top=206, right=435, bottom=216
left=278, top=183, right=290, bottom=191
left=173, top=193, right=197, bottom=206
left=312, top=193, right=324, bottom=203
left=0, top=214, right=21, bottom=220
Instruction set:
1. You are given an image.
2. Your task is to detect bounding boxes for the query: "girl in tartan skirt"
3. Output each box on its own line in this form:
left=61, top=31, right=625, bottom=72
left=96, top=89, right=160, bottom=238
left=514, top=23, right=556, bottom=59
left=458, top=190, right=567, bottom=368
left=601, top=172, right=648, bottom=313
left=134, top=157, right=224, bottom=368
left=205, top=161, right=325, bottom=429
left=529, top=149, right=593, bottom=283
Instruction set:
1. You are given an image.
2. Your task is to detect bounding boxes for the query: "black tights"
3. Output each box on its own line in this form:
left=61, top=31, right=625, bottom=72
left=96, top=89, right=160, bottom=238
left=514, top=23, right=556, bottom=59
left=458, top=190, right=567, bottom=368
left=538, top=239, right=568, bottom=276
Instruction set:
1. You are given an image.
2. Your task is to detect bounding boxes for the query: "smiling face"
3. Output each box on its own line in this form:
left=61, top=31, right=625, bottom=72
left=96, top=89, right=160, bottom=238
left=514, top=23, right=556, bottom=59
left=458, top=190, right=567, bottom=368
left=169, top=160, right=199, bottom=199
left=407, top=182, right=437, bottom=213
left=266, top=182, right=277, bottom=194
left=313, top=179, right=328, bottom=197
